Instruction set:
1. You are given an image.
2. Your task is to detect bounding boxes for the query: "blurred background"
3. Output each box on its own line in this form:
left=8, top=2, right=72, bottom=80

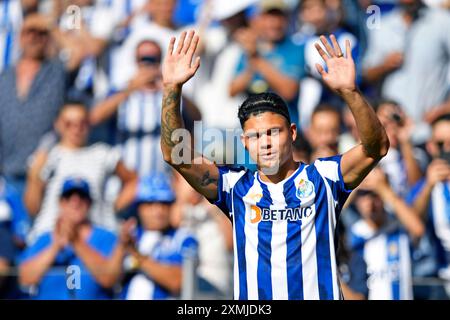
left=1, top=0, right=450, bottom=300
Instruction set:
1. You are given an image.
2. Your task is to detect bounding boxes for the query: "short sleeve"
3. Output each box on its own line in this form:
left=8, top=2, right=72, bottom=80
left=313, top=155, right=353, bottom=210
left=166, top=231, right=198, bottom=265
left=279, top=41, right=305, bottom=81
left=102, top=144, right=122, bottom=174
left=212, top=166, right=247, bottom=217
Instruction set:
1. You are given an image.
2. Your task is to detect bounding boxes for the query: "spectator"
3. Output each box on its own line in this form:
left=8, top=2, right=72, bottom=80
left=348, top=168, right=425, bottom=300
left=171, top=171, right=233, bottom=298
left=229, top=0, right=305, bottom=128
left=24, top=102, right=137, bottom=243
left=90, top=39, right=171, bottom=177
left=19, top=178, right=122, bottom=299
left=362, top=0, right=450, bottom=142
left=115, top=0, right=181, bottom=90
left=0, top=14, right=66, bottom=197
left=120, top=173, right=198, bottom=300
left=409, top=114, right=450, bottom=296
left=307, top=104, right=341, bottom=158
left=375, top=100, right=427, bottom=197
left=293, top=0, right=359, bottom=130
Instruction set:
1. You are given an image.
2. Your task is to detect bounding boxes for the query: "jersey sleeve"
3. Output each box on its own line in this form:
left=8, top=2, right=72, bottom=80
left=313, top=155, right=353, bottom=211
left=212, top=166, right=247, bottom=218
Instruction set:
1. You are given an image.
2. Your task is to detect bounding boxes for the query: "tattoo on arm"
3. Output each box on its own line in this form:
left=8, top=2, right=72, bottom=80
left=161, top=87, right=182, bottom=149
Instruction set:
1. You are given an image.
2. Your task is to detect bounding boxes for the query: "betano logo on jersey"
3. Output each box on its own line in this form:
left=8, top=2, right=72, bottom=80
left=250, top=205, right=313, bottom=223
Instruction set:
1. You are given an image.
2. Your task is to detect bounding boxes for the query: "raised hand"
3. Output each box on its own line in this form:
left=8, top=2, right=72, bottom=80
left=314, top=35, right=356, bottom=93
left=162, top=30, right=201, bottom=87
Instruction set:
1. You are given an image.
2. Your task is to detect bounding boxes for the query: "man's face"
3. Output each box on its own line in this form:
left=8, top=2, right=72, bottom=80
left=259, top=11, right=288, bottom=43
left=57, top=106, right=90, bottom=147
left=241, top=112, right=296, bottom=173
left=376, top=103, right=404, bottom=148
left=148, top=0, right=177, bottom=23
left=60, top=192, right=91, bottom=225
left=138, top=202, right=172, bottom=231
left=20, top=26, right=49, bottom=60
left=354, top=190, right=385, bottom=222
left=428, top=120, right=450, bottom=158
left=136, top=42, right=162, bottom=74
left=299, top=0, right=327, bottom=30
left=309, top=111, right=340, bottom=151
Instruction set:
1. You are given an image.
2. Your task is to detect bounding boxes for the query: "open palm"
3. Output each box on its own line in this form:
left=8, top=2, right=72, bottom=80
left=162, top=30, right=201, bottom=86
left=314, top=35, right=356, bottom=93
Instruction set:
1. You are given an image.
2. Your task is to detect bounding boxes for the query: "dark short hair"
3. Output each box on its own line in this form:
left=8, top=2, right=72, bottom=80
left=311, top=103, right=341, bottom=120
left=57, top=100, right=88, bottom=117
left=238, top=92, right=291, bottom=128
left=373, top=98, right=401, bottom=113
left=431, top=113, right=450, bottom=128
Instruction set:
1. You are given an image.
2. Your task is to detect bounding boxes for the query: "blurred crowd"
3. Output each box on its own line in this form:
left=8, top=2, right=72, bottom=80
left=0, top=0, right=450, bottom=300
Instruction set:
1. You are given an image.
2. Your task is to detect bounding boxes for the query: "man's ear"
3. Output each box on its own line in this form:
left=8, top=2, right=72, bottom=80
left=240, top=134, right=248, bottom=150
left=290, top=123, right=297, bottom=142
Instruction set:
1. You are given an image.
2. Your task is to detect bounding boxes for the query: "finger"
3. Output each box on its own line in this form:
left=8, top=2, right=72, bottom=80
left=176, top=31, right=187, bottom=54
left=314, top=43, right=329, bottom=62
left=330, top=34, right=343, bottom=57
left=187, top=34, right=200, bottom=60
left=320, top=35, right=336, bottom=57
left=167, top=37, right=175, bottom=56
left=182, top=30, right=195, bottom=55
left=315, top=63, right=327, bottom=76
left=191, top=56, right=201, bottom=72
left=345, top=39, right=352, bottom=60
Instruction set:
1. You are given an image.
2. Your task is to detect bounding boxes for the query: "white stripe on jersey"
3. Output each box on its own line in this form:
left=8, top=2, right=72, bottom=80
left=431, top=182, right=450, bottom=252
left=243, top=178, right=262, bottom=300
left=266, top=181, right=289, bottom=300
left=399, top=235, right=413, bottom=300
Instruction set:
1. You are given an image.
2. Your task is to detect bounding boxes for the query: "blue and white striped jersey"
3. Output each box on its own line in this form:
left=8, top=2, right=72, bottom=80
left=0, top=0, right=22, bottom=73
left=117, top=89, right=171, bottom=177
left=214, top=155, right=352, bottom=300
left=350, top=220, right=413, bottom=300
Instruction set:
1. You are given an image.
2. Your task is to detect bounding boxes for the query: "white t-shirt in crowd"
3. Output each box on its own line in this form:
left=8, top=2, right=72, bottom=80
left=27, top=143, right=121, bottom=244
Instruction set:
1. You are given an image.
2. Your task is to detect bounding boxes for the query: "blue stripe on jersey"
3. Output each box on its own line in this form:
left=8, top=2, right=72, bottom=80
left=2, top=0, right=12, bottom=68
left=387, top=232, right=400, bottom=300
left=135, top=92, right=144, bottom=172
left=256, top=181, right=273, bottom=300
left=283, top=164, right=305, bottom=299
left=307, top=165, right=333, bottom=299
left=233, top=173, right=254, bottom=299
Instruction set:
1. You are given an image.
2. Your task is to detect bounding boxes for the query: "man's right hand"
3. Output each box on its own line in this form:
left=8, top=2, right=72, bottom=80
left=426, top=159, right=450, bottom=188
left=162, top=30, right=201, bottom=87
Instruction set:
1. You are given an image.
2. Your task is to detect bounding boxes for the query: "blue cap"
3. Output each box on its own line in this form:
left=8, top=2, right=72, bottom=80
left=60, top=177, right=92, bottom=200
left=135, top=173, right=175, bottom=204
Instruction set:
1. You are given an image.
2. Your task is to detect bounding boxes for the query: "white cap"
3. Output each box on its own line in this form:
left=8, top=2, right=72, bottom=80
left=211, top=0, right=259, bottom=21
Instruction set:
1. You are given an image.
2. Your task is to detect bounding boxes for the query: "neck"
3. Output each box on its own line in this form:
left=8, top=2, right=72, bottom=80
left=366, top=215, right=385, bottom=231
left=258, top=158, right=299, bottom=184
left=154, top=19, right=175, bottom=30
left=59, top=141, right=83, bottom=150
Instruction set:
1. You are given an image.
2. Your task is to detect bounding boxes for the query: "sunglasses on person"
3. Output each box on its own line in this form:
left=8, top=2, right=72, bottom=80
left=23, top=28, right=49, bottom=37
left=137, top=55, right=161, bottom=65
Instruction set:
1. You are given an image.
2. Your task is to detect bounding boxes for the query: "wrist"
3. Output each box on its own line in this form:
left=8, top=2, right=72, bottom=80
left=337, top=87, right=359, bottom=98
left=163, top=83, right=183, bottom=91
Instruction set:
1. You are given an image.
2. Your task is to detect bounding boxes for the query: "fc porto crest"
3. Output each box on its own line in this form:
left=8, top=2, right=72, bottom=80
left=296, top=179, right=314, bottom=200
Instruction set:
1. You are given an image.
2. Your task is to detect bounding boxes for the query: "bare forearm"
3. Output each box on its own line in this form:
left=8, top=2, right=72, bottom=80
left=73, top=240, right=125, bottom=288
left=161, top=84, right=185, bottom=163
left=114, top=178, right=137, bottom=212
left=229, top=69, right=253, bottom=97
left=23, top=176, right=44, bottom=216
left=251, top=57, right=299, bottom=101
left=341, top=89, right=389, bottom=159
left=379, top=188, right=424, bottom=238
left=399, top=142, right=423, bottom=186
left=90, top=91, right=130, bottom=126
left=413, top=183, right=433, bottom=220
left=134, top=253, right=182, bottom=295
left=363, top=65, right=390, bottom=83
left=19, top=243, right=60, bottom=286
